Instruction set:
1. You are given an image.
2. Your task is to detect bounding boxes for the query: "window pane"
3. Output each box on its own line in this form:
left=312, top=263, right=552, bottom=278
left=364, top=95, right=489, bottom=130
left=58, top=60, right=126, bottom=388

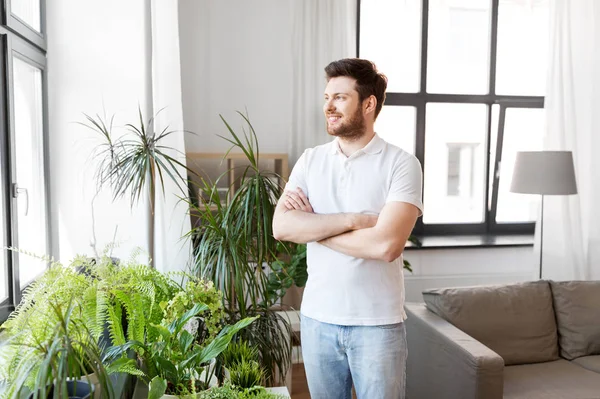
left=496, top=108, right=544, bottom=223
left=11, top=0, right=42, bottom=32
left=375, top=106, right=416, bottom=154
left=0, top=196, right=6, bottom=302
left=427, top=0, right=491, bottom=94
left=424, top=103, right=487, bottom=223
left=360, top=0, right=422, bottom=92
left=496, top=0, right=549, bottom=95
left=13, top=57, right=47, bottom=288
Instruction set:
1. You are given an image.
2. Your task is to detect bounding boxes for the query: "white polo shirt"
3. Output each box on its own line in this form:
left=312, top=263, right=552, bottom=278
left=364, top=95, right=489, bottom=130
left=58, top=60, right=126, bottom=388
left=286, top=133, right=423, bottom=326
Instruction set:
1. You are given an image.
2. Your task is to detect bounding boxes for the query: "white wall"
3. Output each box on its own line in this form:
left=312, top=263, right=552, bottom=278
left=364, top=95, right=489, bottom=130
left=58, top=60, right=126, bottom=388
left=47, top=0, right=152, bottom=262
left=403, top=247, right=536, bottom=302
left=179, top=0, right=293, bottom=153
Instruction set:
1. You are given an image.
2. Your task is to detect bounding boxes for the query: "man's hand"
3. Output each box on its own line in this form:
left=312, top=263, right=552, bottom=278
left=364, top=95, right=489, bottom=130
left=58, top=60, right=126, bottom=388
left=283, top=188, right=314, bottom=213
left=283, top=188, right=377, bottom=230
left=273, top=186, right=379, bottom=243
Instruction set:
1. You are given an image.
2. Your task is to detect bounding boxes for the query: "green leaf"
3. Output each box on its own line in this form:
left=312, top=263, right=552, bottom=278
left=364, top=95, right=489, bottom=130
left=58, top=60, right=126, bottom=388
left=148, top=376, right=167, bottom=399
left=179, top=330, right=194, bottom=353
left=105, top=357, right=145, bottom=377
left=155, top=356, right=179, bottom=383
left=196, top=316, right=258, bottom=365
left=150, top=323, right=172, bottom=342
left=167, top=302, right=209, bottom=335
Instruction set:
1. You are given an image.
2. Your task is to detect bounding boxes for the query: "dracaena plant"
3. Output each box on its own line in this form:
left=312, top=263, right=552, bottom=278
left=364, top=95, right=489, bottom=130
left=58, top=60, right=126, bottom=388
left=186, top=112, right=297, bottom=386
left=80, top=108, right=195, bottom=266
left=105, top=303, right=258, bottom=399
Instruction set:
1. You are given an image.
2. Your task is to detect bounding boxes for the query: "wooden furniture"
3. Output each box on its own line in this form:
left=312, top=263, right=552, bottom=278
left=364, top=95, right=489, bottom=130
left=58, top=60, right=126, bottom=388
left=186, top=152, right=289, bottom=210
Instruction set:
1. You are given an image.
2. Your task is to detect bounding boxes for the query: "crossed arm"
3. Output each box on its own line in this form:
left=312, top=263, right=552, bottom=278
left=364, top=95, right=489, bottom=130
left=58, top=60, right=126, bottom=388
left=272, top=188, right=420, bottom=262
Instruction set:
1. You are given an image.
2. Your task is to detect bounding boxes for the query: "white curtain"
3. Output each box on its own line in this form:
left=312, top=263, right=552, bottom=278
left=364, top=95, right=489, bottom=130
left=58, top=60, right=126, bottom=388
left=150, top=0, right=192, bottom=273
left=543, top=0, right=600, bottom=280
left=290, top=0, right=357, bottom=164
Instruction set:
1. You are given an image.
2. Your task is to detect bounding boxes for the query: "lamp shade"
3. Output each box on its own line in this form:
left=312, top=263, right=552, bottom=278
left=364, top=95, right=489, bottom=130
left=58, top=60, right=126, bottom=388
left=510, top=151, right=578, bottom=195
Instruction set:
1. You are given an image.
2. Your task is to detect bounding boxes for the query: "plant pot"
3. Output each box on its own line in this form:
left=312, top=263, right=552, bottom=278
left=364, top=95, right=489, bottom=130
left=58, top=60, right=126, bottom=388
left=29, top=380, right=94, bottom=399
left=197, top=358, right=219, bottom=388
left=78, top=372, right=100, bottom=399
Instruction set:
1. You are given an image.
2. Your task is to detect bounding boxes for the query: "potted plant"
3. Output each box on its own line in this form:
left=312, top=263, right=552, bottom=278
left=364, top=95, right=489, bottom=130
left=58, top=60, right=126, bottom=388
left=0, top=299, right=114, bottom=399
left=104, top=274, right=259, bottom=399
left=195, top=382, right=288, bottom=399
left=80, top=108, right=196, bottom=267
left=83, top=254, right=179, bottom=347
left=0, top=254, right=98, bottom=389
left=187, top=113, right=298, bottom=387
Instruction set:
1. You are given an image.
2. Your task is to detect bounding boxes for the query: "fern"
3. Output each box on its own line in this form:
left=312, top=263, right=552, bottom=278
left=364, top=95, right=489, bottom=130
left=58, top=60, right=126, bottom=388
left=106, top=298, right=126, bottom=346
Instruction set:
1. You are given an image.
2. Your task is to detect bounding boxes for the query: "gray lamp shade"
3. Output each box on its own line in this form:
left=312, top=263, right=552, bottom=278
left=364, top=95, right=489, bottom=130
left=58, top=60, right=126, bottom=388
left=510, top=151, right=578, bottom=195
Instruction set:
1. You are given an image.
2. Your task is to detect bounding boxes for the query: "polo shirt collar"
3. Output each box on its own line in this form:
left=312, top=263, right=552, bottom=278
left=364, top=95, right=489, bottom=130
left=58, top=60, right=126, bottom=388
left=330, top=133, right=385, bottom=156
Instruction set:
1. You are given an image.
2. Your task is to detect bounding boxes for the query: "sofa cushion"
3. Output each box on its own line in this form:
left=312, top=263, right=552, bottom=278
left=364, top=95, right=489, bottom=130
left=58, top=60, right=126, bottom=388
left=422, top=281, right=558, bottom=365
left=504, top=359, right=600, bottom=399
left=550, top=280, right=600, bottom=360
left=572, top=355, right=600, bottom=373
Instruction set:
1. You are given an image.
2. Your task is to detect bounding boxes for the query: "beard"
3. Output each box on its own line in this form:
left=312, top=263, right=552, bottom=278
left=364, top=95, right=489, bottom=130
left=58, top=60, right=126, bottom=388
left=326, top=106, right=366, bottom=141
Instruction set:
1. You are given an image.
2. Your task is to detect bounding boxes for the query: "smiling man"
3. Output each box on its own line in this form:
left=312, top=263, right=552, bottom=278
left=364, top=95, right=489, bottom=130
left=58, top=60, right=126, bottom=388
left=272, top=58, right=423, bottom=399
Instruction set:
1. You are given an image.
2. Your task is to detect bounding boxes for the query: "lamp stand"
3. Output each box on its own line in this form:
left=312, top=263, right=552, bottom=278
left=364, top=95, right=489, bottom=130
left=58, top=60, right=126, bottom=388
left=539, top=194, right=544, bottom=280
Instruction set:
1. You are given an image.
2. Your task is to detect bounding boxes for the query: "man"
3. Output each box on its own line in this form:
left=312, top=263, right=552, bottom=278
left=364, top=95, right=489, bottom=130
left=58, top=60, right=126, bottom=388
left=272, top=58, right=423, bottom=399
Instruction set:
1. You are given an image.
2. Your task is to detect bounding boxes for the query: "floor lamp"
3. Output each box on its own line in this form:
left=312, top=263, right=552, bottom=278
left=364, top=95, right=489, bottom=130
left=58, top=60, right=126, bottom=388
left=510, top=151, right=578, bottom=279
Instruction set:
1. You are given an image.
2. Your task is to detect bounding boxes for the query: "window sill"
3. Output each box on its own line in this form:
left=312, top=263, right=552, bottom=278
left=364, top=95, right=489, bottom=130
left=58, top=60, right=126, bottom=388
left=405, top=233, right=534, bottom=250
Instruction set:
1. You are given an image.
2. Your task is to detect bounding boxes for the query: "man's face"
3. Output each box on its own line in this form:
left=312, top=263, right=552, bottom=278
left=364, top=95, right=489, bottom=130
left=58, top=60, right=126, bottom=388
left=323, top=76, right=365, bottom=140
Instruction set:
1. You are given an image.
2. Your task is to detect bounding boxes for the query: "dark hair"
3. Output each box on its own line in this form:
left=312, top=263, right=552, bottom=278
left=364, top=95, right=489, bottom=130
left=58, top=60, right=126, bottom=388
left=324, top=58, right=388, bottom=118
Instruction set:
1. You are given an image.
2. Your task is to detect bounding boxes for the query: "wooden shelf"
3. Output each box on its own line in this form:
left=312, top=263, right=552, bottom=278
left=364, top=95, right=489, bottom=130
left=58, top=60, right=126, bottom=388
left=186, top=152, right=289, bottom=216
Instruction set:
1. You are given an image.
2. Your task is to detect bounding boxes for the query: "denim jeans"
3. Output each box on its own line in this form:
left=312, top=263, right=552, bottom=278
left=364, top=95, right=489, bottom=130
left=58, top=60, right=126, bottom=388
left=301, top=314, right=407, bottom=399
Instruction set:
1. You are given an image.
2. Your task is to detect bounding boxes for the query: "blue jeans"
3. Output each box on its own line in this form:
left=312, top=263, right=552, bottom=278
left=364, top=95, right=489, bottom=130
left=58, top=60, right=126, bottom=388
left=301, top=314, right=407, bottom=399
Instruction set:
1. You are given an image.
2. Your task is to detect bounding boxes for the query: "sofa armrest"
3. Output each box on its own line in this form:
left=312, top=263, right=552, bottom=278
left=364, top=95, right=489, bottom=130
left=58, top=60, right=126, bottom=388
left=405, top=303, right=504, bottom=399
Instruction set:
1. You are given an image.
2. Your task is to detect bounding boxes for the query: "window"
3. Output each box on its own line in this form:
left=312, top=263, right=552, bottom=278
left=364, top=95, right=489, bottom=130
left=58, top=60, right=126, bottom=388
left=359, top=0, right=548, bottom=235
left=0, top=0, right=48, bottom=323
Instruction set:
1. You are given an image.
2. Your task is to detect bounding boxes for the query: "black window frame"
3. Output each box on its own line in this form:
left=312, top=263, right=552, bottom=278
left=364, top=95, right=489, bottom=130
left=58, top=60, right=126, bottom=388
left=0, top=0, right=48, bottom=324
left=358, top=0, right=544, bottom=236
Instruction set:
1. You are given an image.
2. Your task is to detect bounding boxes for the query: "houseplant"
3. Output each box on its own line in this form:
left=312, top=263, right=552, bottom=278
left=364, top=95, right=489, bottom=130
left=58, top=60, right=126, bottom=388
left=81, top=108, right=195, bottom=266
left=0, top=299, right=114, bottom=399
left=105, top=301, right=258, bottom=398
left=187, top=112, right=298, bottom=386
left=0, top=253, right=98, bottom=389
left=0, top=250, right=178, bottom=397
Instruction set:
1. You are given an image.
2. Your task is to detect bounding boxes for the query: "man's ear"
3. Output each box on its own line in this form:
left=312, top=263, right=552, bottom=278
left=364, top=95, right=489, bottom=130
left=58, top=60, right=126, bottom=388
left=364, top=95, right=377, bottom=115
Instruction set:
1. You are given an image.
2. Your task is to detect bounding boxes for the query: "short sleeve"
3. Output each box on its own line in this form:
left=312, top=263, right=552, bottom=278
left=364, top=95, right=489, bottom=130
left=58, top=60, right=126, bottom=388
left=386, top=154, right=424, bottom=216
left=285, top=150, right=309, bottom=195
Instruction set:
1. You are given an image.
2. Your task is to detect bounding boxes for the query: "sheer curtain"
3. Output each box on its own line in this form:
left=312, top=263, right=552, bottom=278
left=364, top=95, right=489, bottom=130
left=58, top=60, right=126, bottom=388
left=290, top=0, right=357, bottom=164
left=150, top=0, right=192, bottom=273
left=542, top=0, right=600, bottom=280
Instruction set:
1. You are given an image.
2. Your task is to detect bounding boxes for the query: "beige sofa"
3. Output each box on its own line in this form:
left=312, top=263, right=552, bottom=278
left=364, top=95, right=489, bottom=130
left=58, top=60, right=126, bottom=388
left=405, top=280, right=600, bottom=399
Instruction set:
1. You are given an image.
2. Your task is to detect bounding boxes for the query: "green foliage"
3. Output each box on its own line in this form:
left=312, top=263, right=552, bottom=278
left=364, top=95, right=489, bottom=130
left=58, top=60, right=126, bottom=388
left=190, top=112, right=285, bottom=312
left=86, top=254, right=179, bottom=346
left=0, top=250, right=179, bottom=393
left=229, top=359, right=265, bottom=389
left=403, top=235, right=423, bottom=273
left=0, top=253, right=96, bottom=388
left=264, top=242, right=307, bottom=305
left=197, top=383, right=287, bottom=399
left=80, top=108, right=192, bottom=206
left=186, top=112, right=297, bottom=387
left=161, top=277, right=225, bottom=343
left=197, top=383, right=239, bottom=399
left=235, top=310, right=292, bottom=387
left=0, top=299, right=114, bottom=399
left=105, top=301, right=259, bottom=398
left=220, top=340, right=259, bottom=369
